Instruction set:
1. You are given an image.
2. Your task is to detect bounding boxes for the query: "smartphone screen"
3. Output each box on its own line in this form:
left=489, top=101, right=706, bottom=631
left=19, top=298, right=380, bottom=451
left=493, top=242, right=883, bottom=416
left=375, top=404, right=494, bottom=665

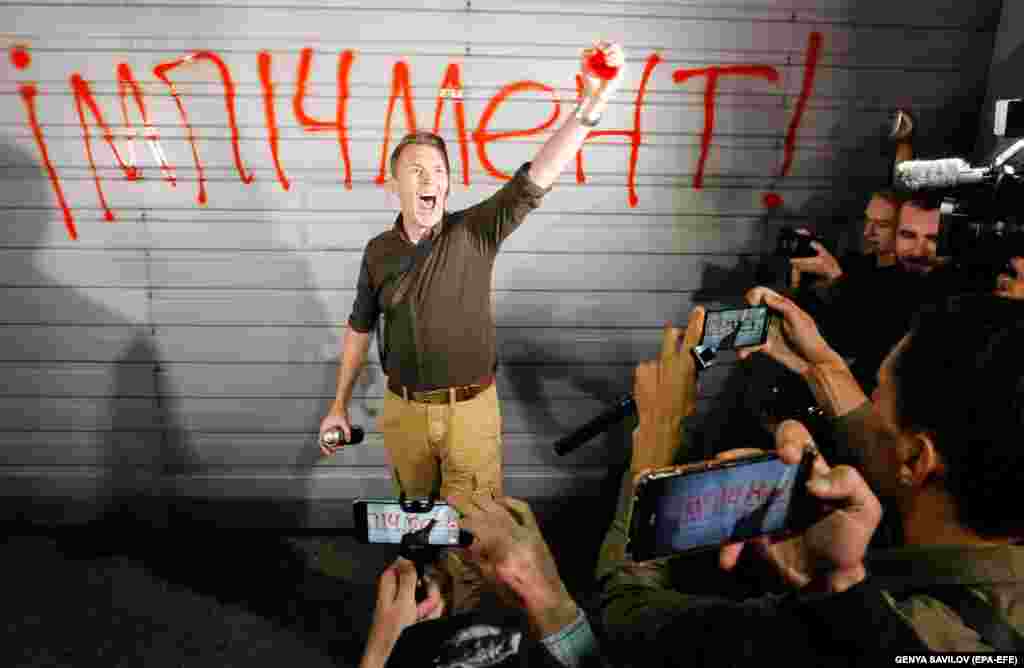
left=353, top=499, right=461, bottom=545
left=701, top=306, right=770, bottom=351
left=629, top=452, right=813, bottom=560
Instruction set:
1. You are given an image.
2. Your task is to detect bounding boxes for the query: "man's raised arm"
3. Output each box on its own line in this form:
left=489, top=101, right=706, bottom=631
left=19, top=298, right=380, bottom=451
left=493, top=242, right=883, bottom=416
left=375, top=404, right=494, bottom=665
left=527, top=41, right=626, bottom=190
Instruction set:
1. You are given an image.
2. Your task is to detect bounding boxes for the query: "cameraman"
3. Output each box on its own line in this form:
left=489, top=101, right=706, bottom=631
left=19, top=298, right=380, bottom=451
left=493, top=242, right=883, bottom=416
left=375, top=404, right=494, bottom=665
left=737, top=287, right=1024, bottom=649
left=594, top=309, right=929, bottom=666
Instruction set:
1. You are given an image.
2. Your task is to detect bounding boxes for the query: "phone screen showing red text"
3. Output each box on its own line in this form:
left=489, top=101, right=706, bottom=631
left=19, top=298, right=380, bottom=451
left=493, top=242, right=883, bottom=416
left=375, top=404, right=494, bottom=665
left=363, top=502, right=460, bottom=545
left=650, top=457, right=798, bottom=555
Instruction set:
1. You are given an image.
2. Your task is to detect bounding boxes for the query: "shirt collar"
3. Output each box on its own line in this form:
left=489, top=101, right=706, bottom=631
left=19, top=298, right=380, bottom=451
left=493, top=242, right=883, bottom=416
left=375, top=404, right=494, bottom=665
left=394, top=212, right=445, bottom=246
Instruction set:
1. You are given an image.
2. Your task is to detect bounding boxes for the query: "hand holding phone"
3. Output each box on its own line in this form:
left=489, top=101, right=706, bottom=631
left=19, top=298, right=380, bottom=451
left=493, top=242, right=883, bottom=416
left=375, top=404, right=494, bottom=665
left=717, top=421, right=881, bottom=593
left=627, top=447, right=818, bottom=561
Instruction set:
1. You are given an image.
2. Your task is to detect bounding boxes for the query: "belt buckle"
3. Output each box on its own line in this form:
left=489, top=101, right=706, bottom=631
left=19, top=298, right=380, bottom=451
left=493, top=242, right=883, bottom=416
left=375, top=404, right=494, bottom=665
left=415, top=387, right=448, bottom=404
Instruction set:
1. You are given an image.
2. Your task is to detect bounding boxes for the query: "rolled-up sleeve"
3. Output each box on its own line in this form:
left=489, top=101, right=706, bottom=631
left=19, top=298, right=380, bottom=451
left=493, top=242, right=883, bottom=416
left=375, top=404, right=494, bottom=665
left=462, top=162, right=551, bottom=254
left=347, top=249, right=379, bottom=333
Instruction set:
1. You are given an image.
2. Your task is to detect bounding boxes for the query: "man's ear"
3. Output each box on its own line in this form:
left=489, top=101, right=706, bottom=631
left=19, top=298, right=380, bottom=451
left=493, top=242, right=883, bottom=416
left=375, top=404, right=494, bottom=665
left=905, top=432, right=944, bottom=487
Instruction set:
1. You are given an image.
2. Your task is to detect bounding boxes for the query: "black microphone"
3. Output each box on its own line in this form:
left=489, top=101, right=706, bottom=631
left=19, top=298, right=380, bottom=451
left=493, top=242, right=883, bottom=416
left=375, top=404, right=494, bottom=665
left=553, top=395, right=636, bottom=456
left=319, top=425, right=365, bottom=451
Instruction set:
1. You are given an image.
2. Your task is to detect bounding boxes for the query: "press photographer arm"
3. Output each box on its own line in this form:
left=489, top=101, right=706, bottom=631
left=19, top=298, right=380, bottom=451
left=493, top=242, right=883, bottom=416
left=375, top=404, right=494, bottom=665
left=787, top=229, right=844, bottom=291
left=737, top=286, right=904, bottom=492
left=716, top=420, right=880, bottom=594
left=359, top=556, right=444, bottom=668
left=594, top=310, right=916, bottom=664
left=527, top=41, right=626, bottom=190
left=447, top=492, right=602, bottom=664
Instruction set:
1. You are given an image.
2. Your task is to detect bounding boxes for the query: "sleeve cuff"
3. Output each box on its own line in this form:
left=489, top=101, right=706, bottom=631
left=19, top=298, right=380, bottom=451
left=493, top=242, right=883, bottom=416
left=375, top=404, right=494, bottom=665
left=538, top=607, right=599, bottom=667
left=516, top=162, right=553, bottom=197
left=830, top=398, right=875, bottom=434
left=347, top=315, right=374, bottom=334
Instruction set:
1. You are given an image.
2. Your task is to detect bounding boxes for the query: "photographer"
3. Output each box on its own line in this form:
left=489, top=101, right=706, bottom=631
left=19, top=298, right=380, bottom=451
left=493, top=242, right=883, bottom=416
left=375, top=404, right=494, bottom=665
left=736, top=287, right=1024, bottom=649
left=593, top=309, right=928, bottom=666
left=358, top=495, right=603, bottom=668
left=785, top=190, right=952, bottom=395
left=789, top=189, right=904, bottom=293
left=790, top=105, right=914, bottom=288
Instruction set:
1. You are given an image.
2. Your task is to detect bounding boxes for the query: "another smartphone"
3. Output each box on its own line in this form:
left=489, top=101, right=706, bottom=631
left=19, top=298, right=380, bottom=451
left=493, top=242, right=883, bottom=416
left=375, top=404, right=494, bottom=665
left=353, top=498, right=462, bottom=545
left=700, top=305, right=771, bottom=352
left=627, top=450, right=817, bottom=561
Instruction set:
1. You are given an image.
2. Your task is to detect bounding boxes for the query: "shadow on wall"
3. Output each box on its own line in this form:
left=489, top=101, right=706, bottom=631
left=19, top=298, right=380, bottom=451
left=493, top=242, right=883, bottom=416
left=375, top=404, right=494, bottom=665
left=155, top=166, right=336, bottom=530
left=0, top=140, right=185, bottom=527
left=0, top=138, right=346, bottom=530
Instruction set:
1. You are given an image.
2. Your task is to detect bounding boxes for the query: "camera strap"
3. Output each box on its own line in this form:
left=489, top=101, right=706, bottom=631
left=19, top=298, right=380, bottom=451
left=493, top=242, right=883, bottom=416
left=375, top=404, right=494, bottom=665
left=375, top=233, right=437, bottom=373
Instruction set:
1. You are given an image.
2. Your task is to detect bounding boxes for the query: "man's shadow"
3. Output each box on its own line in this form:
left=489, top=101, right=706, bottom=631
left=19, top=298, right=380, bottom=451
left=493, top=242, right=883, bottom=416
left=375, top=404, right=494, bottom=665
left=0, top=140, right=187, bottom=529
left=0, top=136, right=377, bottom=661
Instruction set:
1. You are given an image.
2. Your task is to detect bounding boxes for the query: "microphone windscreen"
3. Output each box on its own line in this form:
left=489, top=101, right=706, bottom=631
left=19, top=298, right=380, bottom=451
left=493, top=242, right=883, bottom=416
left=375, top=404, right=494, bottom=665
left=894, top=158, right=969, bottom=190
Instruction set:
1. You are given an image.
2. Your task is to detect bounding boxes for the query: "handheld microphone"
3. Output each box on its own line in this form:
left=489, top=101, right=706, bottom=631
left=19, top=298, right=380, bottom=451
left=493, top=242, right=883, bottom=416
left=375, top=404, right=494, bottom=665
left=893, top=158, right=990, bottom=191
left=553, top=395, right=636, bottom=456
left=320, top=425, right=365, bottom=450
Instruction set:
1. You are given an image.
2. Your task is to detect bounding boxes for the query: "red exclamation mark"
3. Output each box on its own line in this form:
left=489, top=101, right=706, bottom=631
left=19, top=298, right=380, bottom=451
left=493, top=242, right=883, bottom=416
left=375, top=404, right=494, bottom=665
left=763, top=31, right=823, bottom=209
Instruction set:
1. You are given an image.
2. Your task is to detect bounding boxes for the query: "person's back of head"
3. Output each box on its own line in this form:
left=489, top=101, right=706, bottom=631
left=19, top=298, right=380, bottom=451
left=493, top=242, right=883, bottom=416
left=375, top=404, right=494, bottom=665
left=890, top=295, right=1024, bottom=539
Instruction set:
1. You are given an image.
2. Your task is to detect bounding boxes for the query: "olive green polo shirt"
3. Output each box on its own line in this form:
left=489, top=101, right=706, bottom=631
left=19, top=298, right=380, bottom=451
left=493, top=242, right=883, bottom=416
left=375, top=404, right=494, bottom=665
left=348, top=163, right=550, bottom=391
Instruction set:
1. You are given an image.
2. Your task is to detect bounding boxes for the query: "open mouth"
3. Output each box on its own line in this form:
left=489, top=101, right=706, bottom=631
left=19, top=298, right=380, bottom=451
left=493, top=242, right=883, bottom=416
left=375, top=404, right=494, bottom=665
left=418, top=195, right=437, bottom=209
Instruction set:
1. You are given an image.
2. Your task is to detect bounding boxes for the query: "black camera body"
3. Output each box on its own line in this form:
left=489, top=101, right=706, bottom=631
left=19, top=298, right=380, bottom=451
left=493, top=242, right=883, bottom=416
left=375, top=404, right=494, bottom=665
left=896, top=99, right=1024, bottom=292
left=934, top=180, right=1024, bottom=290
left=774, top=227, right=820, bottom=259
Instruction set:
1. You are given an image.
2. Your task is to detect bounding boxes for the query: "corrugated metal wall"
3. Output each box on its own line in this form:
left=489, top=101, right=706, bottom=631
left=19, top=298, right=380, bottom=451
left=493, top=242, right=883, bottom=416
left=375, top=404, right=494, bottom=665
left=0, top=1, right=1001, bottom=526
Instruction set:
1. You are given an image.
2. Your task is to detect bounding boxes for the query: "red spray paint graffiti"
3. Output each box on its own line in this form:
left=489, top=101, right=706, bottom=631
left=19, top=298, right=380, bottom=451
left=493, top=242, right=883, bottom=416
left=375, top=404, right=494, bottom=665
left=11, top=35, right=824, bottom=240
left=672, top=65, right=781, bottom=190
left=473, top=81, right=561, bottom=181
left=433, top=64, right=470, bottom=187
left=293, top=48, right=355, bottom=190
left=70, top=73, right=141, bottom=222
left=375, top=61, right=419, bottom=185
left=153, top=50, right=254, bottom=205
left=258, top=51, right=291, bottom=191
left=117, top=63, right=177, bottom=188
left=763, top=31, right=823, bottom=209
left=19, top=83, right=77, bottom=240
left=575, top=53, right=662, bottom=208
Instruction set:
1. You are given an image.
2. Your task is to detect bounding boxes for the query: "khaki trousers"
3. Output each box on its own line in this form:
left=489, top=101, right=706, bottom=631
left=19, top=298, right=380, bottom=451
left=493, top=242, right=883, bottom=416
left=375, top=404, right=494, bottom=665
left=378, top=382, right=504, bottom=613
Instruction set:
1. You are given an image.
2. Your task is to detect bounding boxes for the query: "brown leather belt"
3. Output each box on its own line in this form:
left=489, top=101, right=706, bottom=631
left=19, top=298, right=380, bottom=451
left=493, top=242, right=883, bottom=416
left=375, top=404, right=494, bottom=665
left=388, top=374, right=495, bottom=405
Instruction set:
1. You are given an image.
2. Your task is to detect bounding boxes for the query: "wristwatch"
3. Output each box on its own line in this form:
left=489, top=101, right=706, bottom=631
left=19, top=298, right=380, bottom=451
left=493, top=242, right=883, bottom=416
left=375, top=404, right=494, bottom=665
left=574, top=102, right=602, bottom=127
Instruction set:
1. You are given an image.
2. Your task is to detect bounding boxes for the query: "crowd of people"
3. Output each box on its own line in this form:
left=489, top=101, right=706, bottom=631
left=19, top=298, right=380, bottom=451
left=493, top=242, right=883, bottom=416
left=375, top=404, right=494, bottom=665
left=309, top=39, right=1022, bottom=666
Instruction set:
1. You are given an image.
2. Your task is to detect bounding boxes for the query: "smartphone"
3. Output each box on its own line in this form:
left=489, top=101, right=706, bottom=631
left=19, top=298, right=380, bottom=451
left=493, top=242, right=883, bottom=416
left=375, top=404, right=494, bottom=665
left=353, top=498, right=462, bottom=546
left=627, top=450, right=817, bottom=561
left=700, top=305, right=771, bottom=351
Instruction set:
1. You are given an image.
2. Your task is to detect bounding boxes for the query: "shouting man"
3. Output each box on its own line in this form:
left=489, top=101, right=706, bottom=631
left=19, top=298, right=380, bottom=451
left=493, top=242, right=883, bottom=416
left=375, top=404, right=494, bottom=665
left=319, top=41, right=626, bottom=612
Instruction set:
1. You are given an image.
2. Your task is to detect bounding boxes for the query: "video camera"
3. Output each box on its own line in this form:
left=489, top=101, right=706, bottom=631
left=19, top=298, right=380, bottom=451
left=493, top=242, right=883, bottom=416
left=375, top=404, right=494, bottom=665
left=894, top=99, right=1024, bottom=290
